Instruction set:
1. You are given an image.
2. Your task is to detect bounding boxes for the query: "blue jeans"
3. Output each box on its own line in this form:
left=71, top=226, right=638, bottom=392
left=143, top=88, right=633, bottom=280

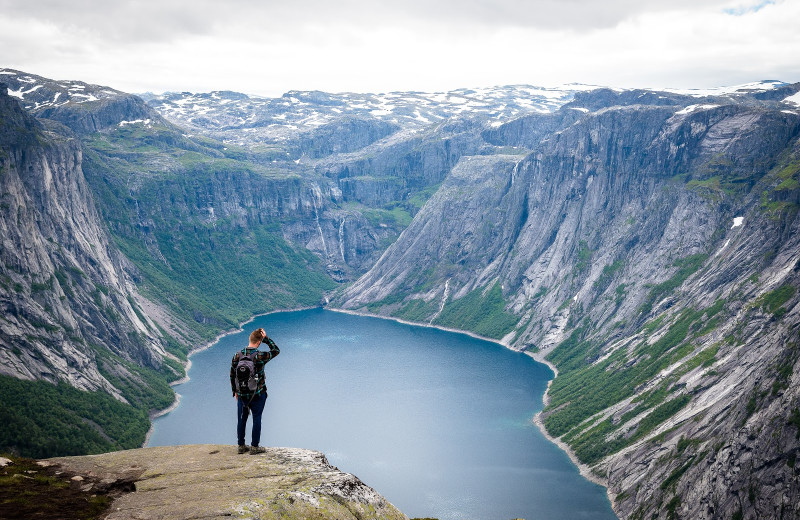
left=237, top=392, right=267, bottom=447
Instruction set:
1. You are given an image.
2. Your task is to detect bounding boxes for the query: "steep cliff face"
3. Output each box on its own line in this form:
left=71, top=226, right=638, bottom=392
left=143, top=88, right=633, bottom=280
left=292, top=117, right=401, bottom=159
left=313, top=118, right=489, bottom=206
left=76, top=116, right=374, bottom=308
left=338, top=86, right=800, bottom=519
left=0, top=85, right=172, bottom=393
left=338, top=99, right=800, bottom=320
left=0, top=84, right=197, bottom=458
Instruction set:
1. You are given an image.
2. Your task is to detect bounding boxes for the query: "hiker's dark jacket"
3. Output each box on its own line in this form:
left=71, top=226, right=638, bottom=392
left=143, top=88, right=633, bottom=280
left=230, top=336, right=280, bottom=401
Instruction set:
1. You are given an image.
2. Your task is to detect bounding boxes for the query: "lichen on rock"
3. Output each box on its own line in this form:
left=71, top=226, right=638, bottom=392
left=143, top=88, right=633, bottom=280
left=48, top=444, right=408, bottom=520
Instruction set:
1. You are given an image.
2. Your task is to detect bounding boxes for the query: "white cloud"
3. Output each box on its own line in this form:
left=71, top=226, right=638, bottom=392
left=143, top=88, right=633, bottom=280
left=0, top=0, right=738, bottom=37
left=0, top=0, right=798, bottom=96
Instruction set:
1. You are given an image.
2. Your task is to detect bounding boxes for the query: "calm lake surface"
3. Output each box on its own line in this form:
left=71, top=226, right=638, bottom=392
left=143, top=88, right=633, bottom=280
left=148, top=308, right=617, bottom=520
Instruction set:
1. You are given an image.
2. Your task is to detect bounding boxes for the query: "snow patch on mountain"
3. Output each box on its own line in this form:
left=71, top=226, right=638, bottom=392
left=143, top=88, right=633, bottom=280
left=0, top=68, right=126, bottom=111
left=661, top=80, right=787, bottom=97
left=784, top=91, right=800, bottom=106
left=676, top=104, right=720, bottom=115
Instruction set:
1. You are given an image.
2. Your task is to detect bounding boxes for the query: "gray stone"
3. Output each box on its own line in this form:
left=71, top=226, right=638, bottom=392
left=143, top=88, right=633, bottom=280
left=49, top=445, right=408, bottom=520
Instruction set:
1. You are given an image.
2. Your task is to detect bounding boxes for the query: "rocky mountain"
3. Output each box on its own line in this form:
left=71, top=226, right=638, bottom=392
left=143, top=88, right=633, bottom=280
left=0, top=82, right=192, bottom=456
left=0, top=68, right=163, bottom=135
left=336, top=84, right=800, bottom=519
left=140, top=77, right=800, bottom=519
left=0, top=83, right=175, bottom=386
left=3, top=66, right=800, bottom=519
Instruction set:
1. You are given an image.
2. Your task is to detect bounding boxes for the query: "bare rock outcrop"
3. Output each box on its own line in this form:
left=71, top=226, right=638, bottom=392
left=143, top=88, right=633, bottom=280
left=47, top=444, right=408, bottom=520
left=0, top=85, right=175, bottom=395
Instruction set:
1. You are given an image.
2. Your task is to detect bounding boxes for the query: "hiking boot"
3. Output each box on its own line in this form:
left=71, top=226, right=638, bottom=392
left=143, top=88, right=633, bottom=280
left=249, top=445, right=266, bottom=455
left=237, top=445, right=250, bottom=454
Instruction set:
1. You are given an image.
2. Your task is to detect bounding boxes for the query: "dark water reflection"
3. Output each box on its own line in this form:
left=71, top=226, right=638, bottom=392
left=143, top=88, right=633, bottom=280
left=149, top=308, right=617, bottom=520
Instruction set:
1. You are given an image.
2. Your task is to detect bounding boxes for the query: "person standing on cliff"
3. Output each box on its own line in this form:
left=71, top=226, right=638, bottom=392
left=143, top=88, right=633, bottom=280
left=230, top=327, right=280, bottom=454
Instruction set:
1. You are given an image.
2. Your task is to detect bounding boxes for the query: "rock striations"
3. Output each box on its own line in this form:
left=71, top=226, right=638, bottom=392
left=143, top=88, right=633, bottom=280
left=46, top=444, right=407, bottom=520
left=0, top=84, right=172, bottom=394
left=337, top=86, right=800, bottom=519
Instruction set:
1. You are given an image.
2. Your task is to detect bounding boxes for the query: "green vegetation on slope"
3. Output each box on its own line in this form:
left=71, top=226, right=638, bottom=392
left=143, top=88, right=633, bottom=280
left=760, top=154, right=800, bottom=217
left=0, top=335, right=184, bottom=459
left=0, top=375, right=149, bottom=458
left=81, top=123, right=337, bottom=340
left=92, top=346, right=181, bottom=412
left=758, top=284, right=797, bottom=318
left=367, top=281, right=519, bottom=340
left=679, top=153, right=769, bottom=201
left=362, top=205, right=413, bottom=229
left=112, top=225, right=335, bottom=338
left=432, top=282, right=519, bottom=339
left=594, top=260, right=625, bottom=294
left=544, top=292, right=728, bottom=465
left=394, top=298, right=440, bottom=323
left=638, top=254, right=708, bottom=315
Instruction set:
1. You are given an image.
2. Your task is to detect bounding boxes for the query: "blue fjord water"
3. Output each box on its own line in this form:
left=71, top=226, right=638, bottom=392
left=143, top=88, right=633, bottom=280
left=148, top=308, right=617, bottom=520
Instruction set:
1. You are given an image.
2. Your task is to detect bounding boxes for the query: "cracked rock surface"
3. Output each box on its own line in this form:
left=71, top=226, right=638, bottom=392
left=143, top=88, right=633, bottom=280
left=48, top=444, right=407, bottom=520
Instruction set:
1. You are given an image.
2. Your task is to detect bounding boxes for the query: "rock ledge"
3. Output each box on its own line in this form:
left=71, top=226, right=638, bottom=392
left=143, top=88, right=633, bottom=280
left=47, top=444, right=408, bottom=520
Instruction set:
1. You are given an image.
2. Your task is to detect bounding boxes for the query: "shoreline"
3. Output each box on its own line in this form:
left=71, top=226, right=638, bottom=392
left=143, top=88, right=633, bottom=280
left=527, top=346, right=617, bottom=513
left=141, top=306, right=316, bottom=447
left=142, top=304, right=617, bottom=514
left=331, top=307, right=615, bottom=507
left=327, top=307, right=518, bottom=348
left=528, top=349, right=616, bottom=512
left=530, top=411, right=617, bottom=512
left=527, top=349, right=616, bottom=507
left=332, top=306, right=616, bottom=514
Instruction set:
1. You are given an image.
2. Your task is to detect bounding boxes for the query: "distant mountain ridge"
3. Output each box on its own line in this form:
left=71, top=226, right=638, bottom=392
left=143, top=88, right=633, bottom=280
left=141, top=84, right=587, bottom=145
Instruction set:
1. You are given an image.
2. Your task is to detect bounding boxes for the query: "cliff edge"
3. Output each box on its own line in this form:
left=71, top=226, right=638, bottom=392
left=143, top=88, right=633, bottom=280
left=44, top=444, right=408, bottom=520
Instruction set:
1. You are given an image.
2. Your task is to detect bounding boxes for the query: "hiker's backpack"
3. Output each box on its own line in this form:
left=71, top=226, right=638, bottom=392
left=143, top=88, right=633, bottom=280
left=235, top=350, right=259, bottom=393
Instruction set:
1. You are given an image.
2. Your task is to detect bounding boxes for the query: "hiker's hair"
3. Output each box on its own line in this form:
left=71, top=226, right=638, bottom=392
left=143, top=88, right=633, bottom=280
left=249, top=329, right=265, bottom=344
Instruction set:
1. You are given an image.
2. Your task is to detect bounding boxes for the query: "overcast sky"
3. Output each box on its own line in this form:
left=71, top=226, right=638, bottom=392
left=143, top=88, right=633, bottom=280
left=1, top=0, right=798, bottom=96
